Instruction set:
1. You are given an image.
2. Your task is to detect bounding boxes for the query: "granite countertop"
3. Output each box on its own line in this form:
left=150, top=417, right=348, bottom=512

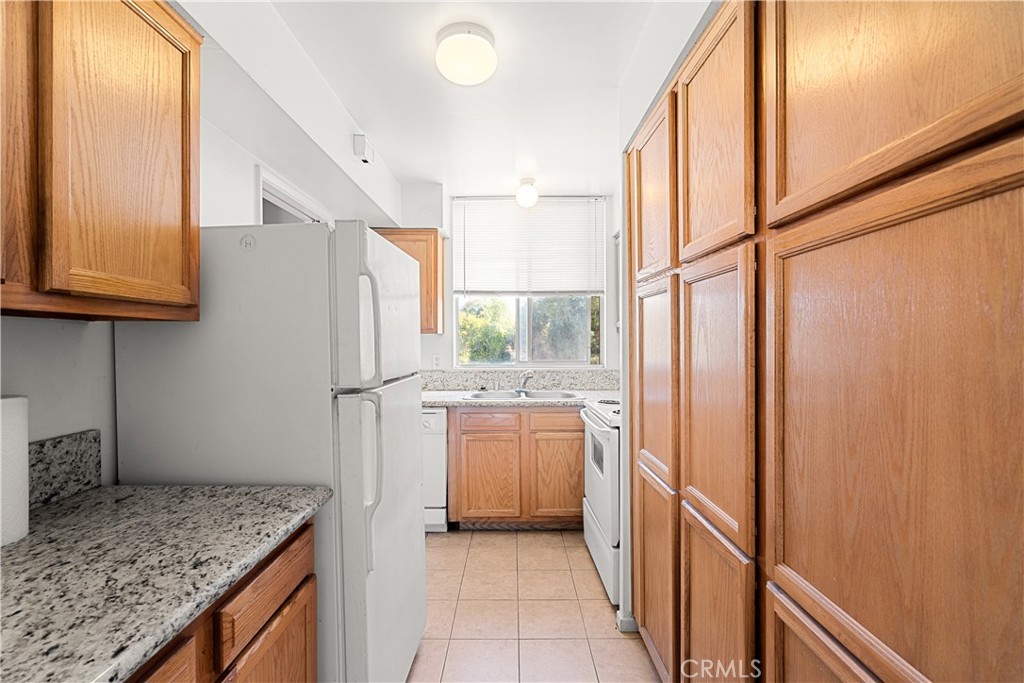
left=0, top=485, right=333, bottom=683
left=422, top=389, right=621, bottom=407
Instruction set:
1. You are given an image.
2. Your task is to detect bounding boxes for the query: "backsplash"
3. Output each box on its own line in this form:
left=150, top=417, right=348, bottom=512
left=422, top=369, right=620, bottom=392
left=29, top=429, right=102, bottom=509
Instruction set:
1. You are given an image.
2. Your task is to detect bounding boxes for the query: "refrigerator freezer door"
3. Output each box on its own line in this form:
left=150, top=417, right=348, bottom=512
left=336, top=374, right=426, bottom=683
left=334, top=220, right=421, bottom=388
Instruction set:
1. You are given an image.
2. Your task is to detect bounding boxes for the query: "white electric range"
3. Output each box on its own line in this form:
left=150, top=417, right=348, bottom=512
left=580, top=396, right=624, bottom=605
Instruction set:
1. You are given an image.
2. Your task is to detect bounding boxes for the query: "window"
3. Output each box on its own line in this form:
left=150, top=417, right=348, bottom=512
left=453, top=197, right=606, bottom=366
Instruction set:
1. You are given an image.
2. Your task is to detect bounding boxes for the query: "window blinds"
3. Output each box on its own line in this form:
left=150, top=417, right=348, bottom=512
left=452, top=196, right=606, bottom=293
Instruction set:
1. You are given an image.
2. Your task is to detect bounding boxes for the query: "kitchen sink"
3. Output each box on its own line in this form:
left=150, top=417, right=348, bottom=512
left=464, top=390, right=523, bottom=399
left=523, top=390, right=582, bottom=399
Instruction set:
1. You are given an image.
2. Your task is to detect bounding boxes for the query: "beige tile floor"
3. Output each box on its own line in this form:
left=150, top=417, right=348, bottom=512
left=409, top=530, right=659, bottom=683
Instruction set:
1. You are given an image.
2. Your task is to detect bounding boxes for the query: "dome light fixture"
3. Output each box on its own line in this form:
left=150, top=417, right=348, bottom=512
left=515, top=178, right=539, bottom=208
left=435, top=23, right=497, bottom=86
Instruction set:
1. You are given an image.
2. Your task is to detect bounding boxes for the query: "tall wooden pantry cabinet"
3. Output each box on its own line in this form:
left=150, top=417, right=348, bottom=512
left=625, top=1, right=1023, bottom=681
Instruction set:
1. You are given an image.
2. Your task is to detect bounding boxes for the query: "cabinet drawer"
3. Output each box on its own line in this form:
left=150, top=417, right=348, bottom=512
left=459, top=411, right=521, bottom=431
left=140, top=635, right=198, bottom=683
left=528, top=411, right=583, bottom=432
left=215, top=525, right=314, bottom=671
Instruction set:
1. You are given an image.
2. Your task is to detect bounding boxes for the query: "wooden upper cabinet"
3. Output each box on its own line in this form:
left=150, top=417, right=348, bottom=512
left=679, top=503, right=755, bottom=683
left=765, top=583, right=878, bottom=683
left=1, top=0, right=201, bottom=320
left=635, top=275, right=679, bottom=489
left=766, top=135, right=1024, bottom=682
left=680, top=242, right=755, bottom=555
left=676, top=0, right=754, bottom=262
left=763, top=0, right=1024, bottom=226
left=374, top=228, right=444, bottom=334
left=222, top=577, right=317, bottom=683
left=635, top=462, right=679, bottom=683
left=632, top=95, right=677, bottom=281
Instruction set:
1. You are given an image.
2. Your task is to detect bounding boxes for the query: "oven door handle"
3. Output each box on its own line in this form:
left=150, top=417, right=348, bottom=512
left=580, top=408, right=615, bottom=436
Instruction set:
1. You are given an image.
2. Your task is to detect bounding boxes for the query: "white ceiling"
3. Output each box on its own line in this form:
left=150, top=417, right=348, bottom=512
left=273, top=2, right=653, bottom=197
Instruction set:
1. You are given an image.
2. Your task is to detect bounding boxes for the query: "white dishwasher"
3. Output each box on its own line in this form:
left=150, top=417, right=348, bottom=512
left=421, top=408, right=448, bottom=532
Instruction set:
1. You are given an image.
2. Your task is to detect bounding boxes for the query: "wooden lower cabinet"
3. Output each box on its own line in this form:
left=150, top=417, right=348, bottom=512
left=132, top=524, right=316, bottom=683
left=679, top=502, right=755, bottom=682
left=222, top=577, right=317, bottom=683
left=634, top=462, right=679, bottom=682
left=450, top=407, right=584, bottom=524
left=766, top=135, right=1024, bottom=681
left=460, top=432, right=522, bottom=518
left=765, top=583, right=878, bottom=683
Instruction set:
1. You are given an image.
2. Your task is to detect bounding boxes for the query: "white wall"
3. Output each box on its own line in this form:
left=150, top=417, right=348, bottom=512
left=617, top=1, right=717, bottom=149
left=1, top=318, right=117, bottom=485
left=200, top=119, right=260, bottom=226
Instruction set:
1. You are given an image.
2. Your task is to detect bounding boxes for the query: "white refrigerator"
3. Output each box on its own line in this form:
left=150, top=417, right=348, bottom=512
left=114, top=219, right=426, bottom=683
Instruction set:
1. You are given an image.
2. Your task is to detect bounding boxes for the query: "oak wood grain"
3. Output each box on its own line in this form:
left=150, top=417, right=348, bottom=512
left=215, top=525, right=314, bottom=671
left=221, top=576, right=317, bottom=683
left=37, top=0, right=201, bottom=306
left=765, top=134, right=1024, bottom=681
left=680, top=242, right=756, bottom=555
left=676, top=0, right=755, bottom=262
left=636, top=462, right=679, bottom=683
left=459, top=432, right=522, bottom=518
left=636, top=274, right=679, bottom=488
left=528, top=431, right=584, bottom=517
left=373, top=228, right=443, bottom=334
left=763, top=0, right=1024, bottom=226
left=679, top=502, right=755, bottom=682
left=634, top=94, right=677, bottom=282
left=140, top=636, right=198, bottom=683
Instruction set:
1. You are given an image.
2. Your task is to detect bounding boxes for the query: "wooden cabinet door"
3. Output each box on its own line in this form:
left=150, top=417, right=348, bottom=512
left=222, top=576, right=317, bottom=683
left=679, top=502, right=754, bottom=682
left=764, top=0, right=1024, bottom=226
left=633, top=95, right=677, bottom=281
left=636, top=275, right=679, bottom=488
left=374, top=228, right=443, bottom=334
left=37, top=0, right=200, bottom=306
left=765, top=583, right=878, bottom=683
left=459, top=432, right=521, bottom=518
left=140, top=636, right=198, bottom=683
left=635, top=462, right=679, bottom=683
left=676, top=0, right=754, bottom=262
left=766, top=135, right=1023, bottom=681
left=527, top=431, right=584, bottom=517
left=680, top=242, right=755, bottom=555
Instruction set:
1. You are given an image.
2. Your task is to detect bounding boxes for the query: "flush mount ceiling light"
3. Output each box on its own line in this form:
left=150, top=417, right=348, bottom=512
left=515, top=178, right=539, bottom=208
left=435, top=23, right=497, bottom=86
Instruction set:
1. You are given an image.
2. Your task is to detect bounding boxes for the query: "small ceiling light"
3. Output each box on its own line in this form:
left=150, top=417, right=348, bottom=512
left=435, top=23, right=497, bottom=86
left=515, top=178, right=539, bottom=208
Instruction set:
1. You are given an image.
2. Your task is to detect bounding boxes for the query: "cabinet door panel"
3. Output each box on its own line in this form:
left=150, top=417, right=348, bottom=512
left=766, top=583, right=878, bottom=683
left=140, top=636, right=198, bottom=683
left=677, top=0, right=754, bottom=261
left=679, top=503, right=755, bottom=682
left=634, top=96, right=676, bottom=280
left=460, top=433, right=521, bottom=518
left=766, top=136, right=1024, bottom=681
left=39, top=0, right=200, bottom=306
left=374, top=229, right=443, bottom=334
left=636, top=275, right=679, bottom=487
left=528, top=432, right=584, bottom=517
left=635, top=463, right=679, bottom=683
left=680, top=243, right=755, bottom=554
left=222, top=576, right=317, bottom=683
left=764, top=0, right=1024, bottom=226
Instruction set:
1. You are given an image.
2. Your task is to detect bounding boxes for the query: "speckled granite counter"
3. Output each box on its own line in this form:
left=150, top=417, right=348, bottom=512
left=0, top=485, right=333, bottom=683
left=422, top=389, right=621, bottom=408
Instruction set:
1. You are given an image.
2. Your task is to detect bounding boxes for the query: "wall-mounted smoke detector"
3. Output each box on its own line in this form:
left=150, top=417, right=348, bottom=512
left=354, top=134, right=375, bottom=164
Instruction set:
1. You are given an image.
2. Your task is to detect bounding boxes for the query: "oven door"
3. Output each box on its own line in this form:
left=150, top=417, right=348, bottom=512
left=580, top=408, right=620, bottom=546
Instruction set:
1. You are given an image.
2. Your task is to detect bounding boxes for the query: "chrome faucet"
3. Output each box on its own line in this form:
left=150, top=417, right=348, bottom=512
left=515, top=370, right=535, bottom=396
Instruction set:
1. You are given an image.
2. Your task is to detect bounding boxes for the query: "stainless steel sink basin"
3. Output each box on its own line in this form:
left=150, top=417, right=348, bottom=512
left=523, top=390, right=582, bottom=399
left=464, top=390, right=523, bottom=400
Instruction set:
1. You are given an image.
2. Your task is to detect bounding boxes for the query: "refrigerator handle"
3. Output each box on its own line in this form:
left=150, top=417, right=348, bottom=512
left=362, top=392, right=385, bottom=573
left=360, top=239, right=384, bottom=389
